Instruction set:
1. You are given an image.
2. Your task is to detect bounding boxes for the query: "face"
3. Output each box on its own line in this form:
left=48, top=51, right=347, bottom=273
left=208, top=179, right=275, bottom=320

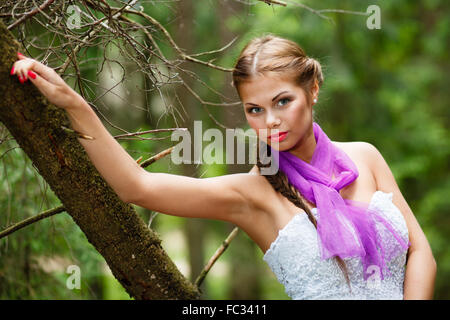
left=239, top=73, right=318, bottom=154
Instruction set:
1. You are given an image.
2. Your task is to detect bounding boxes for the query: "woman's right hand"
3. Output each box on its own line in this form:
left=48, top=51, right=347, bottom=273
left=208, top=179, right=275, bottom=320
left=10, top=52, right=85, bottom=110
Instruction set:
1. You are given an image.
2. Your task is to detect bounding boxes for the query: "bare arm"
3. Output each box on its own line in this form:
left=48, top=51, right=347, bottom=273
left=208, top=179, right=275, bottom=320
left=362, top=142, right=437, bottom=299
left=11, top=54, right=255, bottom=223
left=12, top=54, right=145, bottom=203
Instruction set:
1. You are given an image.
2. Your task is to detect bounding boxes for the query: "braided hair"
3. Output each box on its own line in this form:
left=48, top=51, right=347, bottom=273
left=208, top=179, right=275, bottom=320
left=256, top=141, right=351, bottom=288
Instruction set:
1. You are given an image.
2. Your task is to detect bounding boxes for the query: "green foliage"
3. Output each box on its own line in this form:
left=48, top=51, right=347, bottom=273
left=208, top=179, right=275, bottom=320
left=0, top=142, right=106, bottom=299
left=1, top=0, right=448, bottom=299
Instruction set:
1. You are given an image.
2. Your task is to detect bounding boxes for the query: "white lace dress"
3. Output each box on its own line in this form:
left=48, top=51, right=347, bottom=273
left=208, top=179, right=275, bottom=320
left=263, top=191, right=410, bottom=300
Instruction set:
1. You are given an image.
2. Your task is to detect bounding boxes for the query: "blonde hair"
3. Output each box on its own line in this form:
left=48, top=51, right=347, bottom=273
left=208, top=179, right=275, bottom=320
left=232, top=34, right=323, bottom=106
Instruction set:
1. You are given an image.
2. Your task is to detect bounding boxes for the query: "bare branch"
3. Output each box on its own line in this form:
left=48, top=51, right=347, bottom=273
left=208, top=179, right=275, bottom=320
left=113, top=128, right=187, bottom=140
left=58, top=0, right=139, bottom=74
left=140, top=146, right=175, bottom=169
left=194, top=227, right=240, bottom=288
left=117, top=7, right=234, bottom=72
left=7, top=0, right=55, bottom=30
left=317, top=9, right=369, bottom=16
left=257, top=0, right=287, bottom=7
left=0, top=206, right=66, bottom=240
left=0, top=146, right=20, bottom=160
left=189, top=36, right=239, bottom=58
left=60, top=125, right=95, bottom=140
left=0, top=140, right=174, bottom=241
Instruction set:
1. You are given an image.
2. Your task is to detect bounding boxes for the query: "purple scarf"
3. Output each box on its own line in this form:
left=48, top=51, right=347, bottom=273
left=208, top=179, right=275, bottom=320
left=269, top=122, right=410, bottom=280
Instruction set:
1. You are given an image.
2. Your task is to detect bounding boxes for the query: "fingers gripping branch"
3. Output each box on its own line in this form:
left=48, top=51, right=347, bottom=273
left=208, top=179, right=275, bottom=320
left=10, top=52, right=85, bottom=111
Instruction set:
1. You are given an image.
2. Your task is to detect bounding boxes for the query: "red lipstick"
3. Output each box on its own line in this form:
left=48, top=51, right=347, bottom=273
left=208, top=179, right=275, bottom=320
left=268, top=131, right=288, bottom=142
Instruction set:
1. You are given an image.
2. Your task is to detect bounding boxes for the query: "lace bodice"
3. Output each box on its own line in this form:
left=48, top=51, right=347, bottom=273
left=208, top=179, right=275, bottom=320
left=263, top=191, right=409, bottom=300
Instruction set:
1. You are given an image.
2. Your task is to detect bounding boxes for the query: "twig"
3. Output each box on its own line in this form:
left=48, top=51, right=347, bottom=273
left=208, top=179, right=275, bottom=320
left=61, top=126, right=95, bottom=140
left=257, top=0, right=287, bottom=6
left=0, top=143, right=173, bottom=240
left=181, top=81, right=242, bottom=108
left=285, top=0, right=333, bottom=23
left=181, top=82, right=232, bottom=130
left=7, top=0, right=56, bottom=30
left=139, top=146, right=175, bottom=168
left=148, top=212, right=158, bottom=229
left=118, top=7, right=234, bottom=72
left=194, top=227, right=239, bottom=288
left=0, top=146, right=19, bottom=160
left=189, top=36, right=239, bottom=58
left=0, top=206, right=66, bottom=240
left=317, top=9, right=369, bottom=16
left=113, top=128, right=187, bottom=139
left=58, top=0, right=139, bottom=74
left=118, top=15, right=166, bottom=62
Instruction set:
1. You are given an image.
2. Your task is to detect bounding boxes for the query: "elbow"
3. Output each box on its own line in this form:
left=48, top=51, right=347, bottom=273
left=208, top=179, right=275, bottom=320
left=118, top=171, right=145, bottom=205
left=119, top=184, right=142, bottom=205
left=120, top=191, right=142, bottom=205
left=117, top=184, right=139, bottom=204
left=116, top=188, right=133, bottom=204
left=119, top=193, right=133, bottom=204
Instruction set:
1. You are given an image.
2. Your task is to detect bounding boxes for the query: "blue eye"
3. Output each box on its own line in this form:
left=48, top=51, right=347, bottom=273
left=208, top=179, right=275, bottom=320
left=248, top=107, right=263, bottom=114
left=246, top=98, right=290, bottom=114
left=277, top=98, right=290, bottom=106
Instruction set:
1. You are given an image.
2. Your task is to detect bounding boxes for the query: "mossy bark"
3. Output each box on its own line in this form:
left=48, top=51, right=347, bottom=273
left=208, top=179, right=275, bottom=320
left=0, top=19, right=200, bottom=300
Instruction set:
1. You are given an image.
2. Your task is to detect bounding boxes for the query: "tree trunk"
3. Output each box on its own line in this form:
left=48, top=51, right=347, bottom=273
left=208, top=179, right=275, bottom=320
left=0, top=19, right=200, bottom=300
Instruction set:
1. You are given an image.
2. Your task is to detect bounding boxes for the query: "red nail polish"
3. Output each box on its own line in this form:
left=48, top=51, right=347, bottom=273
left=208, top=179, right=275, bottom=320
left=10, top=66, right=15, bottom=75
left=28, top=70, right=36, bottom=79
left=19, top=76, right=24, bottom=84
left=18, top=52, right=24, bottom=57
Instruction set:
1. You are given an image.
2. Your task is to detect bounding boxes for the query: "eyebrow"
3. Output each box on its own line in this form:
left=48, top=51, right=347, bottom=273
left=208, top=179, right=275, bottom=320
left=245, top=91, right=289, bottom=107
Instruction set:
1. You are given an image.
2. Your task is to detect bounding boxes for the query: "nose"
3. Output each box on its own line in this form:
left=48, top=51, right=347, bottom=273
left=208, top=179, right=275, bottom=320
left=265, top=110, right=281, bottom=128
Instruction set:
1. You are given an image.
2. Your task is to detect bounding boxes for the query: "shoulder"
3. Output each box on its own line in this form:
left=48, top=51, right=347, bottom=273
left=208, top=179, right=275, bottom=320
left=332, top=140, right=375, bottom=152
left=332, top=140, right=380, bottom=163
left=333, top=140, right=391, bottom=189
left=348, top=141, right=385, bottom=172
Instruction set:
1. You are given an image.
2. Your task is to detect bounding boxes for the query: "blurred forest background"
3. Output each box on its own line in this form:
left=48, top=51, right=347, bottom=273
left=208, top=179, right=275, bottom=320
left=0, top=0, right=448, bottom=299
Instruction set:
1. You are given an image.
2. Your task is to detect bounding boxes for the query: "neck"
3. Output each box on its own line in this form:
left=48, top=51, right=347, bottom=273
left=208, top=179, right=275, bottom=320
left=288, top=125, right=317, bottom=163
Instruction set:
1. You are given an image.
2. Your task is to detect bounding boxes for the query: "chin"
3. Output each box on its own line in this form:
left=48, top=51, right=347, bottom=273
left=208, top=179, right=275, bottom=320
left=265, top=140, right=292, bottom=152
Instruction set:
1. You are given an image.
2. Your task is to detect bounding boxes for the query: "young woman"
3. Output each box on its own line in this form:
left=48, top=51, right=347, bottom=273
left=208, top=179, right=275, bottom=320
left=11, top=35, right=436, bottom=300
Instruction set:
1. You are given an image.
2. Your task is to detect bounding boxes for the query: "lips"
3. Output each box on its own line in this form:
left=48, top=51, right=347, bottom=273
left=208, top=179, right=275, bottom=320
left=268, top=131, right=288, bottom=142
